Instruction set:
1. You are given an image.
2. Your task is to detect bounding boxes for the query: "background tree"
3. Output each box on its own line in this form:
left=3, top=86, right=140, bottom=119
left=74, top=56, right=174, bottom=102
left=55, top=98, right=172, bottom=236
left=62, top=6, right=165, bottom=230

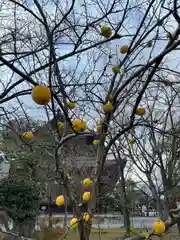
left=0, top=176, right=42, bottom=237
left=0, top=1, right=179, bottom=240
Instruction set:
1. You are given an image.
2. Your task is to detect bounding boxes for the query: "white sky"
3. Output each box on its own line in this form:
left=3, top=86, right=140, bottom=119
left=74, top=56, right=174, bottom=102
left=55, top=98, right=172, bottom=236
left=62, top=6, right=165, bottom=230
left=0, top=1, right=180, bottom=189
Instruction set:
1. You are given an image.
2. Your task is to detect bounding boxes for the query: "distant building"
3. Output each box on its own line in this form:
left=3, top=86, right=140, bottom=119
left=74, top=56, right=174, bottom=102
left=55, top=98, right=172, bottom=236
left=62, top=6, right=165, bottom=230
left=0, top=152, right=9, bottom=179
left=2, top=110, right=120, bottom=212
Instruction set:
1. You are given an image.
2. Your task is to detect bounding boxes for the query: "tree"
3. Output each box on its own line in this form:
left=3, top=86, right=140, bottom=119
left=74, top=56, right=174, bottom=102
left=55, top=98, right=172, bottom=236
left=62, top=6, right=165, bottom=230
left=0, top=1, right=180, bottom=240
left=0, top=176, right=42, bottom=237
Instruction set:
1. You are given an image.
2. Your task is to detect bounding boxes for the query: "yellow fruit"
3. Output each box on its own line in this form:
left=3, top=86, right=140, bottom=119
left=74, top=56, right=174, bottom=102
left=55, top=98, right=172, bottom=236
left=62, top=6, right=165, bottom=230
left=96, top=125, right=102, bottom=132
left=31, top=85, right=51, bottom=105
left=93, top=140, right=100, bottom=145
left=83, top=213, right=90, bottom=222
left=22, top=131, right=33, bottom=140
left=103, top=102, right=114, bottom=113
left=153, top=220, right=165, bottom=234
left=112, top=66, right=120, bottom=73
left=83, top=178, right=92, bottom=187
left=57, top=121, right=64, bottom=129
left=99, top=119, right=104, bottom=124
left=56, top=195, right=65, bottom=206
left=67, top=101, right=76, bottom=109
left=82, top=192, right=91, bottom=201
left=100, top=26, right=112, bottom=38
left=72, top=119, right=87, bottom=132
left=147, top=40, right=152, bottom=47
left=135, top=108, right=146, bottom=116
left=120, top=45, right=129, bottom=54
left=129, top=139, right=135, bottom=145
left=70, top=218, right=78, bottom=229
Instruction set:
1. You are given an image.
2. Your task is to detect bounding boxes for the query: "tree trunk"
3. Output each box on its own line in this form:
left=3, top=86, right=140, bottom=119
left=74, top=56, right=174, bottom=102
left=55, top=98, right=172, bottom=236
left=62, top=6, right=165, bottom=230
left=48, top=193, right=53, bottom=228
left=119, top=163, right=130, bottom=235
left=123, top=208, right=130, bottom=236
left=163, top=193, right=169, bottom=221
left=146, top=173, right=163, bottom=219
left=78, top=220, right=91, bottom=240
left=169, top=197, right=180, bottom=235
left=13, top=221, right=35, bottom=238
left=159, top=163, right=170, bottom=220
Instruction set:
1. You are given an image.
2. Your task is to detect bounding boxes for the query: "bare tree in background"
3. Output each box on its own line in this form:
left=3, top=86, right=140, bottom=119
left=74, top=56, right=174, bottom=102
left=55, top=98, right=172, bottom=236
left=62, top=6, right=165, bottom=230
left=115, top=73, right=180, bottom=235
left=0, top=0, right=179, bottom=240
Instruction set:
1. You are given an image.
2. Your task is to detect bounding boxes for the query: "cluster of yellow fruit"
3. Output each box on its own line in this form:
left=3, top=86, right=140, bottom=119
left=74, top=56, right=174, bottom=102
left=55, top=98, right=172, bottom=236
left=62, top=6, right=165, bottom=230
left=55, top=178, right=92, bottom=229
left=21, top=85, right=146, bottom=140
left=70, top=212, right=90, bottom=229
left=93, top=119, right=106, bottom=145
left=20, top=85, right=86, bottom=139
left=56, top=180, right=92, bottom=206
left=100, top=25, right=128, bottom=54
left=56, top=119, right=87, bottom=133
left=21, top=119, right=87, bottom=140
left=153, top=219, right=165, bottom=234
left=81, top=178, right=92, bottom=202
left=101, top=25, right=153, bottom=56
left=128, top=108, right=146, bottom=145
left=31, top=85, right=76, bottom=110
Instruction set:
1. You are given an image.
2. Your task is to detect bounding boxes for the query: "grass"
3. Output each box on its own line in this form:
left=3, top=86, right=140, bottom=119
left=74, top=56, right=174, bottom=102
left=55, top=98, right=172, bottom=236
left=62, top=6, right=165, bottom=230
left=35, top=225, right=179, bottom=240
left=65, top=228, right=179, bottom=240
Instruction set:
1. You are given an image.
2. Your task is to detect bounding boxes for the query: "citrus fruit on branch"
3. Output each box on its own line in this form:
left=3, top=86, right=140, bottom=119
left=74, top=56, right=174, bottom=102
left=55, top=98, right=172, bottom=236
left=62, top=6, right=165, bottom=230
left=112, top=66, right=120, bottom=73
left=70, top=218, right=78, bottom=229
left=83, top=178, right=92, bottom=187
left=22, top=131, right=33, bottom=140
left=82, top=192, right=91, bottom=201
left=120, top=45, right=129, bottom=54
left=56, top=195, right=65, bottom=206
left=100, top=26, right=112, bottom=38
left=103, top=102, right=114, bottom=113
left=83, top=213, right=90, bottom=222
left=135, top=107, right=146, bottom=116
left=31, top=85, right=51, bottom=105
left=72, top=119, right=87, bottom=133
left=67, top=101, right=76, bottom=109
left=153, top=220, right=165, bottom=234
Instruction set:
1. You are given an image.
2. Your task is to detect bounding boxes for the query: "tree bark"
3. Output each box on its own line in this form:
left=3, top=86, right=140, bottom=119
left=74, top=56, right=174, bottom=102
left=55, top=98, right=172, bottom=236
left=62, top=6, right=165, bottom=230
left=78, top=220, right=91, bottom=240
left=119, top=161, right=130, bottom=235
left=163, top=192, right=169, bottom=220
left=13, top=221, right=35, bottom=238
left=146, top=173, right=163, bottom=218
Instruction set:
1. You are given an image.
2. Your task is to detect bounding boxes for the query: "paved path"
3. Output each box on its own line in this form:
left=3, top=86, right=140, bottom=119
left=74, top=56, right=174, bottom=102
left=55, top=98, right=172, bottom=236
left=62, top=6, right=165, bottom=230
left=38, top=214, right=157, bottom=229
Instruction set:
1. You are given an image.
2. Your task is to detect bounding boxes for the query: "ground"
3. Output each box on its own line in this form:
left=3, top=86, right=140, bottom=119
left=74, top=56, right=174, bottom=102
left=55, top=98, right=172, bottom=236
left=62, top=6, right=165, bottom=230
left=66, top=228, right=179, bottom=240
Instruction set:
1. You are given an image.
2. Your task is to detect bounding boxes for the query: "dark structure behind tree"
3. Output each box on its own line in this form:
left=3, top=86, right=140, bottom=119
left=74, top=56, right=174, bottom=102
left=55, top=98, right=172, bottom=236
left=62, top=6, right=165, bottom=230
left=2, top=110, right=120, bottom=213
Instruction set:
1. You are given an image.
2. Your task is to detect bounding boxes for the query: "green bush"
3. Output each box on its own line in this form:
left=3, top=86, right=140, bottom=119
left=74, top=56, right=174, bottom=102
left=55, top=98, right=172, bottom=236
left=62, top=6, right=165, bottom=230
left=0, top=176, right=41, bottom=223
